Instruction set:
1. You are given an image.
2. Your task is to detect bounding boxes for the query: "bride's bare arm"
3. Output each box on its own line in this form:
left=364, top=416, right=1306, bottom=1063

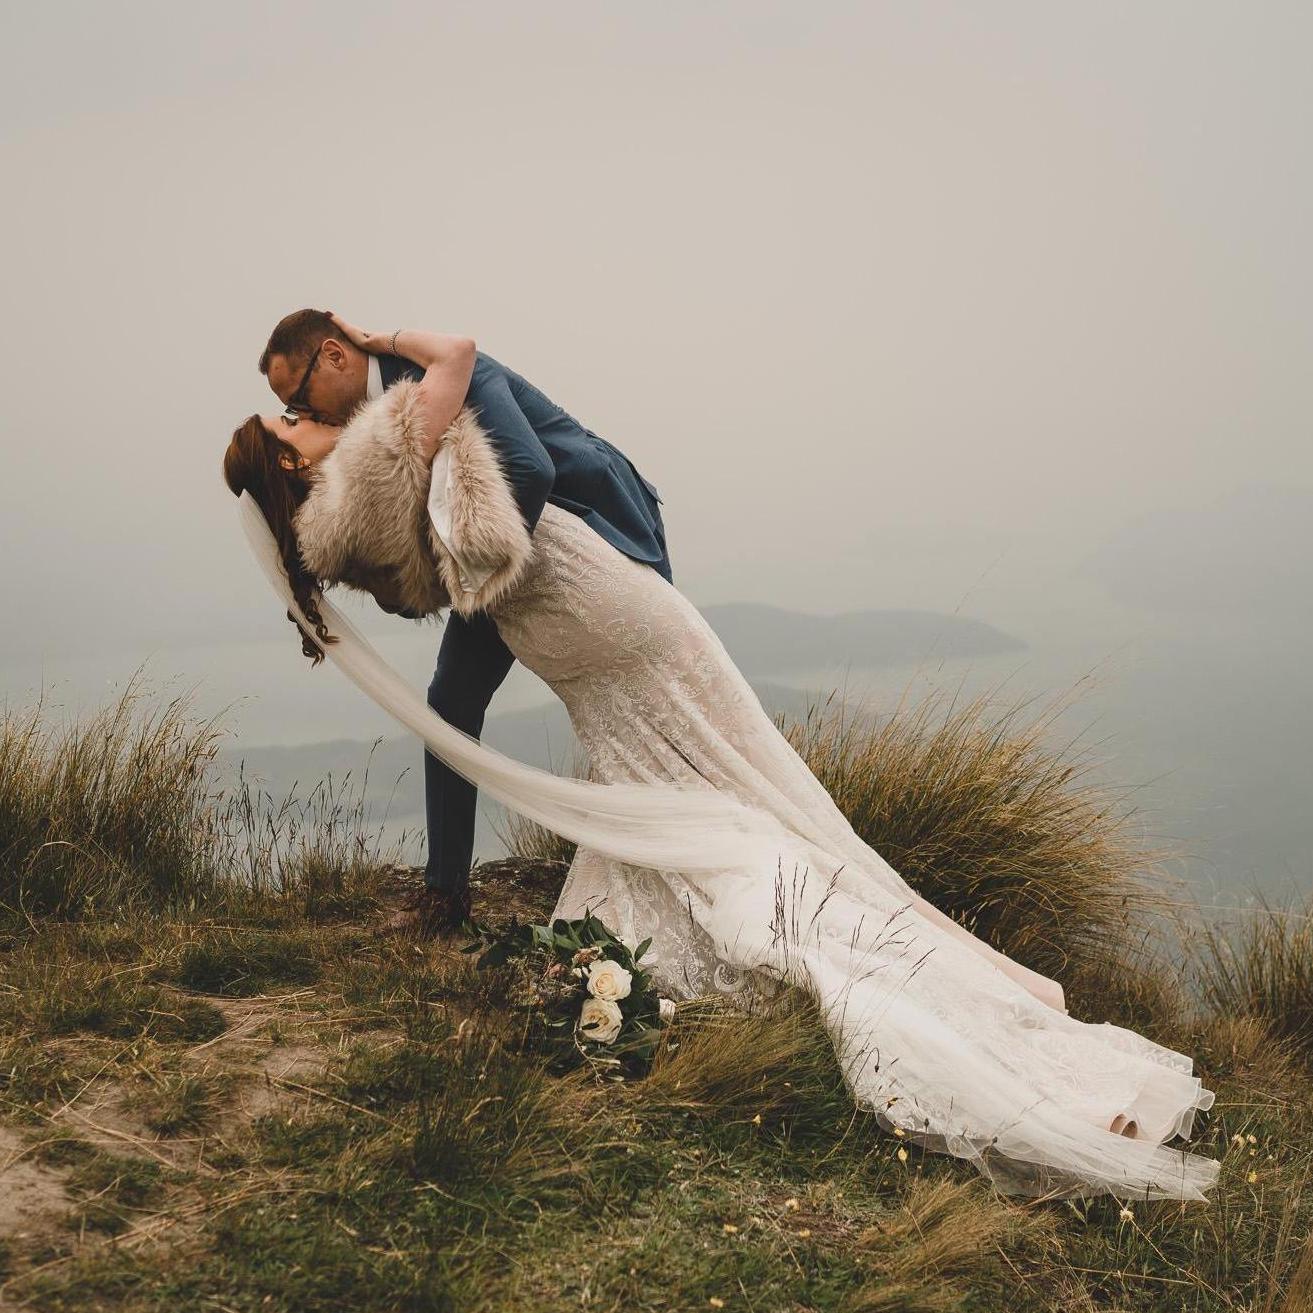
left=326, top=314, right=477, bottom=463
left=395, top=331, right=478, bottom=461
left=388, top=327, right=472, bottom=371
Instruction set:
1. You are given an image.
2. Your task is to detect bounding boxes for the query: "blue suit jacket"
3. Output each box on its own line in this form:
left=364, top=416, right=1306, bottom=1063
left=378, top=350, right=669, bottom=578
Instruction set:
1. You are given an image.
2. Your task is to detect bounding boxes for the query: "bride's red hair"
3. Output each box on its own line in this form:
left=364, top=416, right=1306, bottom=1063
left=222, top=416, right=338, bottom=666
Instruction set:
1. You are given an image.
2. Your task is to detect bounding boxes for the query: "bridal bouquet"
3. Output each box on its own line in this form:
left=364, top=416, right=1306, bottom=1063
left=463, top=911, right=675, bottom=1075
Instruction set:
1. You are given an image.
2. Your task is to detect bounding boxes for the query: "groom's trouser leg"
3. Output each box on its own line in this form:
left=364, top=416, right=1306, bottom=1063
left=424, top=610, right=517, bottom=894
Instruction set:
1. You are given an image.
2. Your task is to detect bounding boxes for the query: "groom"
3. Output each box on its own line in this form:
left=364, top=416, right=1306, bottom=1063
left=258, top=309, right=674, bottom=934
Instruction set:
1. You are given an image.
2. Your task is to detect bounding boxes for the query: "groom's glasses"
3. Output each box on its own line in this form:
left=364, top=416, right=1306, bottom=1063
left=282, top=344, right=324, bottom=424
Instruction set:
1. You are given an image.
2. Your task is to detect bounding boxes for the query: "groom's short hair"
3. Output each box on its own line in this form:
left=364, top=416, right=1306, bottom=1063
left=258, top=308, right=337, bottom=375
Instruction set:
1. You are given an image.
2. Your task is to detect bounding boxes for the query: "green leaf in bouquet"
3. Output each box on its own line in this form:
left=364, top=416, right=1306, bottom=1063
left=551, top=918, right=581, bottom=945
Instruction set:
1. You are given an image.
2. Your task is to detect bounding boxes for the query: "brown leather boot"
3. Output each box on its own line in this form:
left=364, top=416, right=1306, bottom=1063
left=381, top=885, right=473, bottom=939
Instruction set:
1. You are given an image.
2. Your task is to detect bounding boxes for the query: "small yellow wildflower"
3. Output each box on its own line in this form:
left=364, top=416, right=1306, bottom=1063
left=893, top=1126, right=906, bottom=1138
left=784, top=1198, right=800, bottom=1211
left=1247, top=1170, right=1259, bottom=1184
left=896, top=1147, right=909, bottom=1163
left=1119, top=1207, right=1134, bottom=1223
left=723, top=1223, right=739, bottom=1235
left=709, top=1300, right=725, bottom=1310
left=796, top=1228, right=812, bottom=1238
left=751, top=1113, right=762, bottom=1125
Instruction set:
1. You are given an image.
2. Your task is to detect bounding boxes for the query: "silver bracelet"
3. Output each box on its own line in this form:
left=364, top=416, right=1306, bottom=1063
left=389, top=328, right=403, bottom=356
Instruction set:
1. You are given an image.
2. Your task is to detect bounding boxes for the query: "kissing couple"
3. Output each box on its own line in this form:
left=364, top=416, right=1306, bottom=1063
left=223, top=308, right=1220, bottom=1204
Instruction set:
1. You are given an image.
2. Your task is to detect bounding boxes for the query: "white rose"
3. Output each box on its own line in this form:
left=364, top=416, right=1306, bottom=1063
left=586, top=958, right=633, bottom=1002
left=578, top=997, right=624, bottom=1045
left=658, top=997, right=676, bottom=1024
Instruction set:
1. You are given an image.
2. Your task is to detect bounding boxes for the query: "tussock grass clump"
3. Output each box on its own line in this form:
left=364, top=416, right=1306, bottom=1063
left=641, top=990, right=855, bottom=1140
left=172, top=926, right=320, bottom=997
left=135, top=1066, right=234, bottom=1136
left=333, top=1010, right=583, bottom=1194
left=0, top=674, right=228, bottom=919
left=848, top=1176, right=1058, bottom=1313
left=63, top=1149, right=166, bottom=1236
left=405, top=1020, right=579, bottom=1197
left=1, top=677, right=409, bottom=927
left=497, top=808, right=579, bottom=865
left=779, top=688, right=1159, bottom=984
left=2, top=955, right=226, bottom=1044
left=1193, top=1014, right=1305, bottom=1096
left=329, top=938, right=526, bottom=1029
left=219, top=746, right=409, bottom=921
left=1194, top=892, right=1313, bottom=1061
left=29, top=1136, right=169, bottom=1236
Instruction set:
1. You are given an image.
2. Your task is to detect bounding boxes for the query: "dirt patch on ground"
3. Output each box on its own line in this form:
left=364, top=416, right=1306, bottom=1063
left=220, top=1040, right=332, bottom=1127
left=49, top=1079, right=190, bottom=1172
left=0, top=1124, right=72, bottom=1249
left=377, top=858, right=569, bottom=932
left=40, top=996, right=338, bottom=1177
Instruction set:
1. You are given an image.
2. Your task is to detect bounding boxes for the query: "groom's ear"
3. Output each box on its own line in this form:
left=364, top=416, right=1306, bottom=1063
left=320, top=337, right=353, bottom=371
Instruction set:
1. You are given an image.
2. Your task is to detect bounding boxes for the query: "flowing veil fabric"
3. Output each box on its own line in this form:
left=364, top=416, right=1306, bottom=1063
left=238, top=492, right=793, bottom=875
left=237, top=491, right=1220, bottom=1203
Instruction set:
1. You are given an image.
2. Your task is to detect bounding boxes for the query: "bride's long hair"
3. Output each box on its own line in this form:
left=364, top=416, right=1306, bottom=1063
left=222, top=416, right=337, bottom=666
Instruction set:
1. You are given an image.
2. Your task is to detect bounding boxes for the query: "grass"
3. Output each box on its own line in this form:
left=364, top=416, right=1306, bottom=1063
left=774, top=686, right=1164, bottom=988
left=135, top=1068, right=233, bottom=1137
left=171, top=927, right=321, bottom=997
left=0, top=680, right=1310, bottom=1311
left=1194, top=892, right=1313, bottom=1062
left=0, top=668, right=412, bottom=930
left=0, top=673, right=229, bottom=919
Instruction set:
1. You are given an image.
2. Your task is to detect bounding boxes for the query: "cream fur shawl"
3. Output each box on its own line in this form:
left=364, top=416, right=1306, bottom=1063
left=293, top=378, right=534, bottom=619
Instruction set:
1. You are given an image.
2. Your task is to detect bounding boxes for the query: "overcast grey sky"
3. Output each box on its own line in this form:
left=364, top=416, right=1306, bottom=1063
left=2, top=2, right=1309, bottom=721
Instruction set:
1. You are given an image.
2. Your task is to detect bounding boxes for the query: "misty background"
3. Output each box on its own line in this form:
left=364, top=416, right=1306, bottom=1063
left=2, top=2, right=1308, bottom=907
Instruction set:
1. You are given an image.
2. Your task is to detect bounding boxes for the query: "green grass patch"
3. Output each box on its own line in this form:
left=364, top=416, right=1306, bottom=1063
left=172, top=927, right=320, bottom=997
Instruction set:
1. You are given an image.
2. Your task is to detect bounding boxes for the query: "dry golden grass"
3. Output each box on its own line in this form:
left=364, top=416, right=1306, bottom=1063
left=640, top=991, right=855, bottom=1133
left=0, top=672, right=407, bottom=927
left=777, top=687, right=1168, bottom=985
left=848, top=1176, right=1058, bottom=1313
left=0, top=672, right=228, bottom=918
left=1195, top=892, right=1313, bottom=1062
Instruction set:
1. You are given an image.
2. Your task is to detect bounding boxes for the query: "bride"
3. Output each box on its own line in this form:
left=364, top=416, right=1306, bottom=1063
left=222, top=323, right=1220, bottom=1205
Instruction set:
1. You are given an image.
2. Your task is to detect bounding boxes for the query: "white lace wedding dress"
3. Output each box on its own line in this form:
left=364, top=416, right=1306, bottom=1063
left=483, top=502, right=1219, bottom=1202
left=239, top=489, right=1220, bottom=1203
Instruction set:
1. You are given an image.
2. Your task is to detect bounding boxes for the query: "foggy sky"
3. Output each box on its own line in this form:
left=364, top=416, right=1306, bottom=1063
left=2, top=0, right=1310, bottom=673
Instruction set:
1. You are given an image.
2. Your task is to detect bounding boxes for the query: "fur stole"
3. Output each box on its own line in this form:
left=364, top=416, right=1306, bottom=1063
left=292, top=378, right=534, bottom=619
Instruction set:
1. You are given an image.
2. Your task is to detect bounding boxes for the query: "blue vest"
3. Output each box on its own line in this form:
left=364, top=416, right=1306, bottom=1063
left=379, top=351, right=668, bottom=573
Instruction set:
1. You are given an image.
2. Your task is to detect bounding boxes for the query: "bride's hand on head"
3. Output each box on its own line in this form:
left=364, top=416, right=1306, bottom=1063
left=326, top=312, right=384, bottom=354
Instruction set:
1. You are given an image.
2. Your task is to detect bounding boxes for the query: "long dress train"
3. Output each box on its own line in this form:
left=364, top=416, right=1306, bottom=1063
left=484, top=504, right=1219, bottom=1203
